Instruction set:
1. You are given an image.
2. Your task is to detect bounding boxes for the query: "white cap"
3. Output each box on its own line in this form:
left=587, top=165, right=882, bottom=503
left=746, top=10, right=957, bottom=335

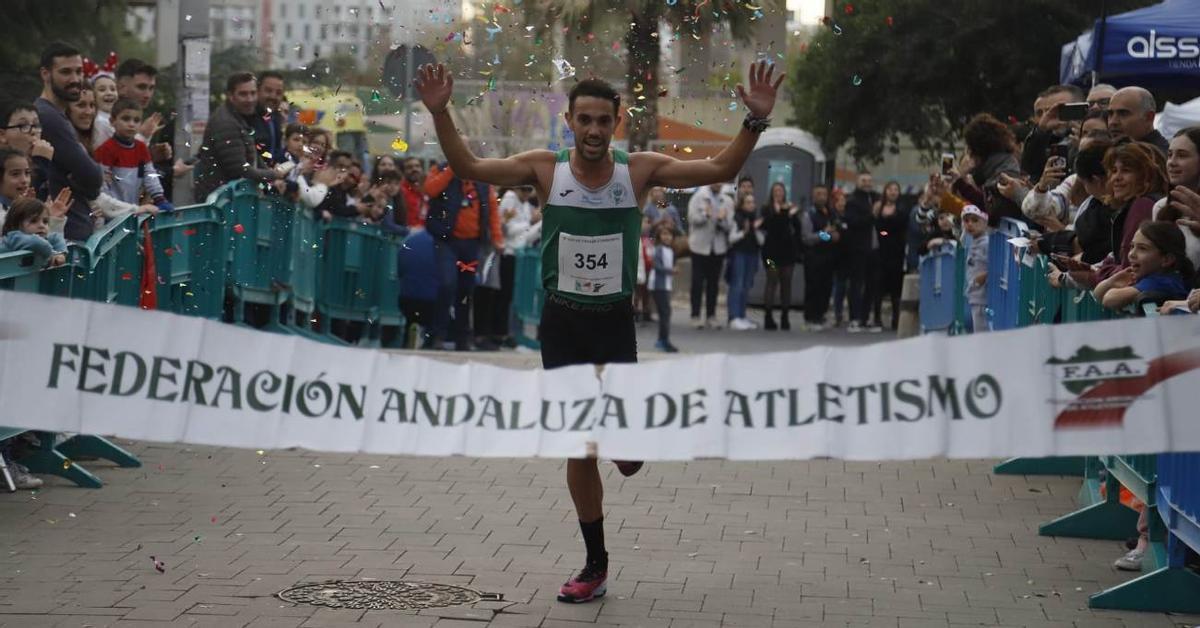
left=961, top=204, right=988, bottom=221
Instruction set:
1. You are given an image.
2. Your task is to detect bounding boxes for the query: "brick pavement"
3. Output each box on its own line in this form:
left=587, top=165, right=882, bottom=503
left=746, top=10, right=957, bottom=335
left=4, top=441, right=1199, bottom=628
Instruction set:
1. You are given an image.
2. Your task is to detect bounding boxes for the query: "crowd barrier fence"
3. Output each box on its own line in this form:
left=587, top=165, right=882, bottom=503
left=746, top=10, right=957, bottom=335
left=916, top=216, right=1200, bottom=613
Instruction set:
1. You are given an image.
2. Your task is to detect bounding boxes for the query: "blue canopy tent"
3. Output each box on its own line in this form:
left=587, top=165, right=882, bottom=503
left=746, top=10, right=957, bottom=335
left=1060, top=0, right=1200, bottom=87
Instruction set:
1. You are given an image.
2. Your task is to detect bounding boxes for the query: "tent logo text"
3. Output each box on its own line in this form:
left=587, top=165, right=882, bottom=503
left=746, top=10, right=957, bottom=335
left=1126, top=30, right=1200, bottom=60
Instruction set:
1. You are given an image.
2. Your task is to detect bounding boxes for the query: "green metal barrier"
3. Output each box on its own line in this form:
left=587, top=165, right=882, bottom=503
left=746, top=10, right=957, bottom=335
left=0, top=216, right=148, bottom=488
left=286, top=209, right=322, bottom=339
left=316, top=220, right=385, bottom=345
left=223, top=180, right=292, bottom=330
left=368, top=233, right=406, bottom=348
left=147, top=205, right=226, bottom=318
left=512, top=246, right=543, bottom=349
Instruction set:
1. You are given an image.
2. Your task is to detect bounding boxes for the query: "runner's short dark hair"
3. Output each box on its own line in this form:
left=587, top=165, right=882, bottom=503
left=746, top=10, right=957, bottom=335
left=568, top=79, right=620, bottom=116
left=116, top=58, right=157, bottom=79
left=40, top=42, right=80, bottom=71
left=226, top=72, right=256, bottom=93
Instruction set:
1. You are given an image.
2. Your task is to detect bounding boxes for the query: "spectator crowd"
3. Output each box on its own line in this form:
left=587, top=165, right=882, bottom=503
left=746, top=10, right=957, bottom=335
left=3, top=42, right=1200, bottom=495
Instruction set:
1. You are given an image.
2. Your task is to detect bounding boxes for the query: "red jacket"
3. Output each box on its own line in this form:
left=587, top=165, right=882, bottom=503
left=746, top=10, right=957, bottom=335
left=400, top=179, right=428, bottom=228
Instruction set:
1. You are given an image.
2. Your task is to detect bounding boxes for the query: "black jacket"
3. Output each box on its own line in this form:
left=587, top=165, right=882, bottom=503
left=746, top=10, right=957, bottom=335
left=35, top=98, right=103, bottom=241
left=194, top=102, right=279, bottom=202
left=842, top=189, right=878, bottom=252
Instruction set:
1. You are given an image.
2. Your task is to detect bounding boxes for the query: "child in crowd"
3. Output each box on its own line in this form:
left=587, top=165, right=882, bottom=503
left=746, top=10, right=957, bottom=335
left=0, top=198, right=68, bottom=267
left=0, top=147, right=32, bottom=221
left=93, top=99, right=173, bottom=212
left=960, top=205, right=991, bottom=333
left=1095, top=221, right=1194, bottom=313
left=650, top=226, right=679, bottom=353
left=635, top=213, right=654, bottom=323
left=92, top=74, right=119, bottom=146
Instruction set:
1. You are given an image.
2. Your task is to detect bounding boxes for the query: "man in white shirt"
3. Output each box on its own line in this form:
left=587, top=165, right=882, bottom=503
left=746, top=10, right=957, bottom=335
left=686, top=183, right=734, bottom=328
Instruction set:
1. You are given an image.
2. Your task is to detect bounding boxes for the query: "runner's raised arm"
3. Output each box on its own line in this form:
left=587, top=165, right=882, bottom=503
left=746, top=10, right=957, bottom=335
left=414, top=63, right=547, bottom=187
left=636, top=61, right=785, bottom=189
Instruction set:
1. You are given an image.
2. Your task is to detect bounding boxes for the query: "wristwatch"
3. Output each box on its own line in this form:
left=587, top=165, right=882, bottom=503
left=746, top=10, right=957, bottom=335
left=743, top=114, right=770, bottom=134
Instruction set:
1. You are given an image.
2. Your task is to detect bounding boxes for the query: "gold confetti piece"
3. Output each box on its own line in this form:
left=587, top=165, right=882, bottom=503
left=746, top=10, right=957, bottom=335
left=391, top=138, right=409, bottom=152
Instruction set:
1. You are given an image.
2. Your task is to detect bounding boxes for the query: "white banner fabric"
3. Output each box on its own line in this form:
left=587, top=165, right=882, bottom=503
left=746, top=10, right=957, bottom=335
left=2, top=290, right=1200, bottom=461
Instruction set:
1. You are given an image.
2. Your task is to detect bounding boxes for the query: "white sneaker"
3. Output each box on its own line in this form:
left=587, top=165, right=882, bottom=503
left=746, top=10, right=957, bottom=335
left=743, top=318, right=759, bottom=329
left=1114, top=548, right=1145, bottom=571
left=705, top=318, right=723, bottom=330
left=691, top=317, right=704, bottom=330
left=848, top=322, right=864, bottom=333
left=808, top=322, right=826, bottom=332
left=730, top=318, right=755, bottom=331
left=10, top=463, right=43, bottom=490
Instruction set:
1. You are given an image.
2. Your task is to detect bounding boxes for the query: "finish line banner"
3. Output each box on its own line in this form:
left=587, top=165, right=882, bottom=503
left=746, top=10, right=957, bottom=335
left=2, top=291, right=1200, bottom=461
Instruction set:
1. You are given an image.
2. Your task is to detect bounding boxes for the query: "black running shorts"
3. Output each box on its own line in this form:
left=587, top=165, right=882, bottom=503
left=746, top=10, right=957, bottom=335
left=539, top=292, right=638, bottom=369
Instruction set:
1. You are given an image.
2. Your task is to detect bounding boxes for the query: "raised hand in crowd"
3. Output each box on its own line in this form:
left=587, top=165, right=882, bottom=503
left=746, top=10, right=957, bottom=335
left=996, top=172, right=1029, bottom=202
left=136, top=204, right=160, bottom=215
left=46, top=188, right=72, bottom=219
left=31, top=138, right=54, bottom=161
left=139, top=111, right=164, bottom=141
left=1168, top=186, right=1200, bottom=235
left=1035, top=157, right=1068, bottom=193
left=173, top=158, right=194, bottom=178
left=150, top=142, right=172, bottom=163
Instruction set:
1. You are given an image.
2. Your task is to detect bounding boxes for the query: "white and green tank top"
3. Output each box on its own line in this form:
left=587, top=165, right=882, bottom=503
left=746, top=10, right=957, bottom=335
left=542, top=148, right=642, bottom=304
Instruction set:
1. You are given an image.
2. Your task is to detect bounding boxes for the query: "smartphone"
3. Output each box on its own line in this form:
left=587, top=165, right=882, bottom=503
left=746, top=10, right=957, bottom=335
left=941, top=153, right=955, bottom=176
left=1049, top=144, right=1070, bottom=171
left=1059, top=102, right=1089, bottom=121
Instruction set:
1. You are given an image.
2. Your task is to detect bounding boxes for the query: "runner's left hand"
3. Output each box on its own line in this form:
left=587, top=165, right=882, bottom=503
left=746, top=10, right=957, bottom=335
left=737, top=60, right=784, bottom=119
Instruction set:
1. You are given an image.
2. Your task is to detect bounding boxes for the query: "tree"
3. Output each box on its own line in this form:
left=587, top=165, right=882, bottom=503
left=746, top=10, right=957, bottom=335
left=0, top=0, right=136, bottom=101
left=789, top=0, right=1160, bottom=165
left=522, top=0, right=763, bottom=151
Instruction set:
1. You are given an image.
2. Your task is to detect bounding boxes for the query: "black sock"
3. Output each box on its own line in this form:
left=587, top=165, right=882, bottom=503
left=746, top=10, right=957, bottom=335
left=579, top=517, right=607, bottom=570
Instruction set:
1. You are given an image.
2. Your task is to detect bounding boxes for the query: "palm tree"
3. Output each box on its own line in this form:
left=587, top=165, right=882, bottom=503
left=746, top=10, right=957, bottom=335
left=522, top=0, right=763, bottom=152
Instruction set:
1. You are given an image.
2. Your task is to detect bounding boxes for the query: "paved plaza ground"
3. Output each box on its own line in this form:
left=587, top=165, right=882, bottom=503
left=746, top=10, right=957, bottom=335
left=3, top=319, right=1199, bottom=628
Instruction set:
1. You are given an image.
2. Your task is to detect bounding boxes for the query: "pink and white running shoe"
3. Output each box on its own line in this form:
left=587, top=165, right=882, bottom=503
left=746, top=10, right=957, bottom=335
left=557, top=563, right=607, bottom=603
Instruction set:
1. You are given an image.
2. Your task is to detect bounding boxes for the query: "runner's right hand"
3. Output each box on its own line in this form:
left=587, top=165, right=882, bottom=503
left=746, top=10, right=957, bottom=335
left=415, top=64, right=454, bottom=114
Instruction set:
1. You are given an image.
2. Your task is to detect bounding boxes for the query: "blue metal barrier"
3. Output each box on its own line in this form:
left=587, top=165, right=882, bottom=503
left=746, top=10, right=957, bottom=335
left=983, top=218, right=1027, bottom=331
left=917, top=242, right=962, bottom=333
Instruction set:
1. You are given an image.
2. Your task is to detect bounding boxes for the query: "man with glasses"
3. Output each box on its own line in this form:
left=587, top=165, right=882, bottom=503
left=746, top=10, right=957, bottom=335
left=35, top=42, right=102, bottom=241
left=1087, top=84, right=1116, bottom=113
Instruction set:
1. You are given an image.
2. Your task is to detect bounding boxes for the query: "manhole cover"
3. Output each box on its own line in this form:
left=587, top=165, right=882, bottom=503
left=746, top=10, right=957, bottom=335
left=278, top=580, right=499, bottom=610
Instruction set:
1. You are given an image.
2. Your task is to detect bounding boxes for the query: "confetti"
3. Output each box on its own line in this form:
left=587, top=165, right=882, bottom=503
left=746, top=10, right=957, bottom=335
left=391, top=137, right=409, bottom=152
left=553, top=58, right=576, bottom=81
left=851, top=75, right=863, bottom=86
left=818, top=231, right=832, bottom=242
left=886, top=15, right=894, bottom=27
left=844, top=3, right=854, bottom=15
left=121, top=272, right=133, bottom=280
left=233, top=224, right=245, bottom=234
left=370, top=90, right=382, bottom=103
left=456, top=260, right=479, bottom=273
left=150, top=556, right=166, bottom=573
left=62, top=459, right=73, bottom=470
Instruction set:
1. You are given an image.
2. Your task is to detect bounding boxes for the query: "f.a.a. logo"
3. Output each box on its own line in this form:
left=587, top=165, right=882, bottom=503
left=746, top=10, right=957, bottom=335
left=1048, top=346, right=1147, bottom=396
left=1049, top=344, right=1200, bottom=429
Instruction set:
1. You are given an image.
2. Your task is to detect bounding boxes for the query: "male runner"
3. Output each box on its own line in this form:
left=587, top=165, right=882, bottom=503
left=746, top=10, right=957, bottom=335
left=414, top=60, right=783, bottom=603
